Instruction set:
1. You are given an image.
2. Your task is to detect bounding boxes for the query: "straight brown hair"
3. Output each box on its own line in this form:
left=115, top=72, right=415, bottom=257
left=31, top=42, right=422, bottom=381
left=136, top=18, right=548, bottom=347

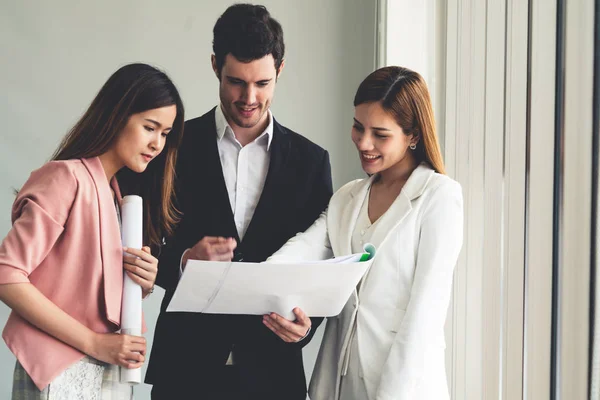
left=52, top=63, right=185, bottom=248
left=354, top=66, right=446, bottom=175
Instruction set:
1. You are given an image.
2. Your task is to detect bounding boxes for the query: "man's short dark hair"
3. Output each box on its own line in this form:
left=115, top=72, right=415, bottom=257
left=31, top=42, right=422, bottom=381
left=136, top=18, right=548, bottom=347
left=213, top=4, right=285, bottom=77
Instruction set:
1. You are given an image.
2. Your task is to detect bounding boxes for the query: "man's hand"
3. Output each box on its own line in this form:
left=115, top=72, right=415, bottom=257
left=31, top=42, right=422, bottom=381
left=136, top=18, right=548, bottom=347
left=262, top=307, right=312, bottom=343
left=182, top=237, right=237, bottom=269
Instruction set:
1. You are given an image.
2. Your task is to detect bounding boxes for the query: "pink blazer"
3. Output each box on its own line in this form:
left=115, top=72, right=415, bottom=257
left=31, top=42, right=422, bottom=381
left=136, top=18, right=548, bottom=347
left=0, top=157, right=127, bottom=390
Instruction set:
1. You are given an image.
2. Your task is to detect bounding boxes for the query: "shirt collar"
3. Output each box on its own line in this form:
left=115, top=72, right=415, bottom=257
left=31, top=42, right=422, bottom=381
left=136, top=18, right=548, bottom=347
left=215, top=104, right=274, bottom=150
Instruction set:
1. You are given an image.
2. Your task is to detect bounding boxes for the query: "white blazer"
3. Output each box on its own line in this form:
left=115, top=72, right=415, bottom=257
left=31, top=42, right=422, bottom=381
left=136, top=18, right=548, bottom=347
left=269, top=163, right=463, bottom=400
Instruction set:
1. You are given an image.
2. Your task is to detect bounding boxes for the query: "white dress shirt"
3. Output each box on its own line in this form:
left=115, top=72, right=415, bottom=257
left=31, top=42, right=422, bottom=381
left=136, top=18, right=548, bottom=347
left=215, top=104, right=273, bottom=240
left=179, top=105, right=273, bottom=271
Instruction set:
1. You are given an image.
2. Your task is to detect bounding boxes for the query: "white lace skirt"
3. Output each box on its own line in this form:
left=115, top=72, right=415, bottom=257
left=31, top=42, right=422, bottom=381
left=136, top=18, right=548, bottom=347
left=12, top=356, right=133, bottom=400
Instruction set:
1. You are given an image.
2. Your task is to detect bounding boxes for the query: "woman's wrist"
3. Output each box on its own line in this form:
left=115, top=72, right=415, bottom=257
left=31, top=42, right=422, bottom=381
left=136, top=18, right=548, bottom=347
left=142, top=286, right=154, bottom=299
left=83, top=330, right=99, bottom=358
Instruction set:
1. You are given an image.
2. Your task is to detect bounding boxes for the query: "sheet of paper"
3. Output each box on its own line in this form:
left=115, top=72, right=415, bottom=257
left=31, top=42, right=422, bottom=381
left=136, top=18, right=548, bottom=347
left=166, top=244, right=376, bottom=320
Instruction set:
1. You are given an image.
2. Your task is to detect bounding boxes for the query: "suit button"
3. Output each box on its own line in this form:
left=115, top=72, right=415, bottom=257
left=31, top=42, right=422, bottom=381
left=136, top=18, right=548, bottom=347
left=233, top=251, right=244, bottom=262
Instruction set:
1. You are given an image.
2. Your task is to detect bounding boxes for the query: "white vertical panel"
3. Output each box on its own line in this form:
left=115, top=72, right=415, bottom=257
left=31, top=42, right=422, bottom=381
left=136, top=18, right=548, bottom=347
left=443, top=0, right=460, bottom=396
left=558, top=0, right=594, bottom=397
left=591, top=0, right=600, bottom=394
left=483, top=0, right=507, bottom=398
left=433, top=0, right=447, bottom=149
left=463, top=1, right=487, bottom=398
left=524, top=1, right=556, bottom=399
left=376, top=0, right=387, bottom=68
left=503, top=0, right=528, bottom=398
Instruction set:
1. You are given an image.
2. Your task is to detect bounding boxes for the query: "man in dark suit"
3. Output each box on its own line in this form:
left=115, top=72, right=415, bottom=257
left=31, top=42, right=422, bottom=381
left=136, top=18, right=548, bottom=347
left=145, top=4, right=333, bottom=399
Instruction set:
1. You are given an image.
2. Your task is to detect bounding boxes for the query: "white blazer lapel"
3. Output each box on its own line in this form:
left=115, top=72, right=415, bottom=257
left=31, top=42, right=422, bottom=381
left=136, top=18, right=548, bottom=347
left=332, top=177, right=374, bottom=256
left=366, top=163, right=436, bottom=250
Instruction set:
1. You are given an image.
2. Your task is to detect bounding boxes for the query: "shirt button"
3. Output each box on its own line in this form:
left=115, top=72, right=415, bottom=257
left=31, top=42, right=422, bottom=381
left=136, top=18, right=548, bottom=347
left=361, top=230, right=365, bottom=235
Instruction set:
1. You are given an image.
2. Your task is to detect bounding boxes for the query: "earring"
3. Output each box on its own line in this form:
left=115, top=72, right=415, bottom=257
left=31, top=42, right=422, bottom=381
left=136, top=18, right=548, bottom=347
left=409, top=143, right=417, bottom=150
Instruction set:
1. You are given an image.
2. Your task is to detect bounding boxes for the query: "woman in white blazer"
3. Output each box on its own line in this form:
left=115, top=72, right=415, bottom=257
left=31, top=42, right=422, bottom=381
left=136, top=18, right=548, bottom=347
left=263, top=66, right=463, bottom=400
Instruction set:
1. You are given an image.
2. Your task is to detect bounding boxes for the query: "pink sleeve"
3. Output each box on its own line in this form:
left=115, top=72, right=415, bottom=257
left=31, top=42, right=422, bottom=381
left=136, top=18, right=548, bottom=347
left=0, top=162, right=78, bottom=284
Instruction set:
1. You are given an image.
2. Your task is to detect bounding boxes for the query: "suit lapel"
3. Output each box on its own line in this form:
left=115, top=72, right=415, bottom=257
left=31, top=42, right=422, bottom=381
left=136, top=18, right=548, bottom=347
left=189, top=108, right=240, bottom=242
left=81, top=157, right=123, bottom=326
left=241, top=118, right=290, bottom=243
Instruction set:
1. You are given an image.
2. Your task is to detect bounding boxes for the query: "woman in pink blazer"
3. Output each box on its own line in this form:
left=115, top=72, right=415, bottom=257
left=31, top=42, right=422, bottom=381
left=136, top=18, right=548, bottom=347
left=0, top=63, right=185, bottom=399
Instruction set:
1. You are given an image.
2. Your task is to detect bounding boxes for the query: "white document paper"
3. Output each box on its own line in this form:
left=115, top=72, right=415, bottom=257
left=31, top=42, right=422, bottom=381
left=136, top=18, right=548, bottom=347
left=119, top=195, right=143, bottom=384
left=166, top=244, right=376, bottom=320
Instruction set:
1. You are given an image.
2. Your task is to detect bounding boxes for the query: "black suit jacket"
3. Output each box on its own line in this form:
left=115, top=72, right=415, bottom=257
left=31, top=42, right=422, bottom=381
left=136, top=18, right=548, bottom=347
left=145, top=108, right=333, bottom=399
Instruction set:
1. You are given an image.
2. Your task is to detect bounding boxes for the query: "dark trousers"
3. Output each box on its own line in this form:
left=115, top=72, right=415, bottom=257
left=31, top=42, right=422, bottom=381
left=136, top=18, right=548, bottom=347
left=150, top=366, right=266, bottom=400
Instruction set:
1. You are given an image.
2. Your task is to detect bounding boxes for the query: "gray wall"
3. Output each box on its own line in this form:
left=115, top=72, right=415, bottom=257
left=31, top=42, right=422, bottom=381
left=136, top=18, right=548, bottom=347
left=0, top=1, right=376, bottom=397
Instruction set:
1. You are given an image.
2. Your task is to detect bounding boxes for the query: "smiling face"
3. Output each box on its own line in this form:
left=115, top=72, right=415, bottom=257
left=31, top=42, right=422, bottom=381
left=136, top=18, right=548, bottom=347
left=213, top=53, right=283, bottom=134
left=351, top=101, right=418, bottom=176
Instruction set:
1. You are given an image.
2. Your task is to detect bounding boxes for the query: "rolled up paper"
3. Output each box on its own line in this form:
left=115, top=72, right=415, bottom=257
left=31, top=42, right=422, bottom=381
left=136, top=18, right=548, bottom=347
left=119, top=195, right=143, bottom=384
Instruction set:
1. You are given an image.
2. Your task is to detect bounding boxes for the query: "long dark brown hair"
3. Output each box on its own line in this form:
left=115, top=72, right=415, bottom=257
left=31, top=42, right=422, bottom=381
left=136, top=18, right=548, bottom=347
left=52, top=63, right=185, bottom=248
left=354, top=66, right=445, bottom=174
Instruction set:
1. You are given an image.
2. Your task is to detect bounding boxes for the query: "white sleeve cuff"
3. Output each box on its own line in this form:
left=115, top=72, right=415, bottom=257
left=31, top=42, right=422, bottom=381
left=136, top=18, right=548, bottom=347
left=299, top=325, right=312, bottom=342
left=179, top=248, right=191, bottom=279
